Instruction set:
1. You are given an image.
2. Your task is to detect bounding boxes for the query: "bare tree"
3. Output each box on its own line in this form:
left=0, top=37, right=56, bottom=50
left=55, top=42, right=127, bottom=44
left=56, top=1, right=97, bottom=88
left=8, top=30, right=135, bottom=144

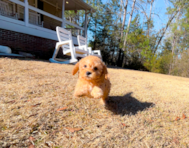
left=147, top=0, right=154, bottom=37
left=123, top=0, right=136, bottom=51
left=120, top=0, right=129, bottom=39
left=137, top=0, right=155, bottom=37
left=154, top=7, right=181, bottom=54
left=171, top=11, right=181, bottom=55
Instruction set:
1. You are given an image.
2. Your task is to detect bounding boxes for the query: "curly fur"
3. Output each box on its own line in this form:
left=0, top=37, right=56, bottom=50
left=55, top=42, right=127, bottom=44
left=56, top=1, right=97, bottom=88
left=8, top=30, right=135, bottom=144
left=72, top=56, right=111, bottom=104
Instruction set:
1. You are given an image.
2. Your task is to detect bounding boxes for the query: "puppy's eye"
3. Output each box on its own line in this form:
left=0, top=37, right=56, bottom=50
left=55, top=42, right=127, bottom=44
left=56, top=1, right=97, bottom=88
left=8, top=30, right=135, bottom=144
left=94, top=67, right=98, bottom=71
left=84, top=65, right=87, bottom=68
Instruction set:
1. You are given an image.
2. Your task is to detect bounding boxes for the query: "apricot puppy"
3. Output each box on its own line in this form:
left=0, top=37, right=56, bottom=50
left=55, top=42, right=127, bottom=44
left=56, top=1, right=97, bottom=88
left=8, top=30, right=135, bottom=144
left=72, top=56, right=111, bottom=104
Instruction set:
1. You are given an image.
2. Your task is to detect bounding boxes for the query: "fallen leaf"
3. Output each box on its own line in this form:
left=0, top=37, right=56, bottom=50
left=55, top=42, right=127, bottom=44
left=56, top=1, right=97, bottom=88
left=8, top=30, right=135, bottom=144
left=29, top=136, right=35, bottom=141
left=66, top=127, right=83, bottom=133
left=173, top=137, right=179, bottom=145
left=31, top=103, right=41, bottom=107
left=175, top=116, right=180, bottom=121
left=28, top=144, right=35, bottom=148
left=65, top=136, right=73, bottom=139
left=57, top=107, right=68, bottom=111
left=7, top=100, right=16, bottom=104
left=121, top=123, right=126, bottom=126
left=182, top=114, right=186, bottom=119
left=28, top=114, right=38, bottom=118
left=121, top=123, right=129, bottom=127
left=147, top=119, right=153, bottom=122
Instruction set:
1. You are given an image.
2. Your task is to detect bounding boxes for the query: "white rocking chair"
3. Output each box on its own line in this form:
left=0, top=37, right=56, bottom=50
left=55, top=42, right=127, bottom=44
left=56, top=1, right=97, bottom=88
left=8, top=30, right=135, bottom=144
left=77, top=35, right=102, bottom=58
left=49, top=27, right=89, bottom=64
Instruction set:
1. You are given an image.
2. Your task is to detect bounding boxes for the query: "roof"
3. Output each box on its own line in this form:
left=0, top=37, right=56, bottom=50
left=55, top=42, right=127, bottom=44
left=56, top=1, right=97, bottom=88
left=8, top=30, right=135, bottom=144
left=64, top=0, right=96, bottom=12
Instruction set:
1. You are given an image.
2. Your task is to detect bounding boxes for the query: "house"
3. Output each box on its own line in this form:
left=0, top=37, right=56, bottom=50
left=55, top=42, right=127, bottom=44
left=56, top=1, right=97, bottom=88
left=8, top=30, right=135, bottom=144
left=0, top=0, right=95, bottom=59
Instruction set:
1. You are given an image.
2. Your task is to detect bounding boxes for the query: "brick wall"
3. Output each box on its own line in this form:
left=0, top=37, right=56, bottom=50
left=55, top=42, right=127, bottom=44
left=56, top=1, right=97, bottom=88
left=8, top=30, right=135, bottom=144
left=0, top=28, right=58, bottom=59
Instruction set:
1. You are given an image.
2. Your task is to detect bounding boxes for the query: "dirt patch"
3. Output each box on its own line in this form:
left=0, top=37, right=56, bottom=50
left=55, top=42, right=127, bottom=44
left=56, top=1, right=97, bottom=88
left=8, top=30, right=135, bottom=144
left=0, top=57, right=189, bottom=147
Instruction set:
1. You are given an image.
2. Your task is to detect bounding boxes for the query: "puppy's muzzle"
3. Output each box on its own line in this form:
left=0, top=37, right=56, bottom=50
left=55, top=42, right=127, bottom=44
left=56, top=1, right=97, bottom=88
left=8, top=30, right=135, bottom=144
left=86, top=71, right=92, bottom=77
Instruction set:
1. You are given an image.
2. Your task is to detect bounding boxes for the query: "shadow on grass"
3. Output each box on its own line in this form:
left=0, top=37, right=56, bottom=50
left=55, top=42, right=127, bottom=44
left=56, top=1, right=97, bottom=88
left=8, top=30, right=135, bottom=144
left=105, top=92, right=154, bottom=116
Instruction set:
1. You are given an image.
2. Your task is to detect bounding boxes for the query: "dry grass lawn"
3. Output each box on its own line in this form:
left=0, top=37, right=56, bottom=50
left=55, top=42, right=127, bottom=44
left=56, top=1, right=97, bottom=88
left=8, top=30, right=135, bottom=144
left=0, top=57, right=189, bottom=148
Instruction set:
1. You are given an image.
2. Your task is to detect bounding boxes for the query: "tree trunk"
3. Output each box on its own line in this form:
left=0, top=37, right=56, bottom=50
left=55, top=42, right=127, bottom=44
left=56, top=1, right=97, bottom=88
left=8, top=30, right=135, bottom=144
left=171, top=10, right=181, bottom=55
left=170, top=11, right=181, bottom=73
left=117, top=48, right=122, bottom=66
left=94, top=18, right=97, bottom=50
left=120, top=0, right=129, bottom=39
left=154, top=8, right=181, bottom=54
left=172, top=36, right=177, bottom=55
left=123, top=0, right=136, bottom=51
left=147, top=0, right=154, bottom=37
left=111, top=49, right=115, bottom=64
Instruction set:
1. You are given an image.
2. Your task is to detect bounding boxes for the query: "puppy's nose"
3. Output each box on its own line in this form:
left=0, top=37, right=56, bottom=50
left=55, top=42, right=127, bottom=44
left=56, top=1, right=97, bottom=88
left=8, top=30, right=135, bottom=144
left=86, top=71, right=91, bottom=76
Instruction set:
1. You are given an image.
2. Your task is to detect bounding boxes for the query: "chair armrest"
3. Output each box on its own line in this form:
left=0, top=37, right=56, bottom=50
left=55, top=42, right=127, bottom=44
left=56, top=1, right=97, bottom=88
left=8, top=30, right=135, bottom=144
left=78, top=45, right=87, bottom=48
left=93, top=50, right=101, bottom=56
left=78, top=45, right=88, bottom=51
left=74, top=47, right=89, bottom=54
left=87, top=47, right=92, bottom=54
left=56, top=40, right=72, bottom=48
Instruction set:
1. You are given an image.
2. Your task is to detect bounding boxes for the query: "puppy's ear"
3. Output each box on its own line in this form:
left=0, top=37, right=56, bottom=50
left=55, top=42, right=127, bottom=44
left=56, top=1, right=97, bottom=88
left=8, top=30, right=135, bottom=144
left=103, top=63, right=109, bottom=79
left=72, top=62, right=79, bottom=75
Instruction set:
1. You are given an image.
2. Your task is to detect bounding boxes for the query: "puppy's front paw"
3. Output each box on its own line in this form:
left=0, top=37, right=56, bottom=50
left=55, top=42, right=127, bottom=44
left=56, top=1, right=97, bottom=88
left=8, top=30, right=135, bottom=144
left=73, top=84, right=89, bottom=98
left=74, top=94, right=84, bottom=98
left=91, top=86, right=103, bottom=99
left=74, top=90, right=85, bottom=98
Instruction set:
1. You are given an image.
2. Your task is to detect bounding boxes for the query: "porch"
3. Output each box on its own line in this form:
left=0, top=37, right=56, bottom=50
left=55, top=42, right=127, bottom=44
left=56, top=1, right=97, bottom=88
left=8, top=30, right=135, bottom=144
left=0, top=0, right=95, bottom=45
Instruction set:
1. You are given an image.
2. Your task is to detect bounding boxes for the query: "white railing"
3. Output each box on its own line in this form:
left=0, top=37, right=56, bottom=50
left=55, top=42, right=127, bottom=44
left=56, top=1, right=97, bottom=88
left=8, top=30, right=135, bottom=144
left=8, top=0, right=85, bottom=31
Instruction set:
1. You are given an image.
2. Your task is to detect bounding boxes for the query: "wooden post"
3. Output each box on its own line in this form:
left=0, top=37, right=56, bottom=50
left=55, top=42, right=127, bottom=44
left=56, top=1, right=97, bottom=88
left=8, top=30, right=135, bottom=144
left=84, top=11, right=88, bottom=38
left=61, top=0, right=65, bottom=28
left=35, top=0, right=37, bottom=7
left=24, top=0, right=29, bottom=26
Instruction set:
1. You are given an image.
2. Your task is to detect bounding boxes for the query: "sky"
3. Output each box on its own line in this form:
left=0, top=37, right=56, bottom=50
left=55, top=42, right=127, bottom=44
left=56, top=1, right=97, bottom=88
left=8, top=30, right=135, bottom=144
left=148, top=0, right=171, bottom=31
left=88, top=0, right=172, bottom=42
left=104, top=0, right=172, bottom=31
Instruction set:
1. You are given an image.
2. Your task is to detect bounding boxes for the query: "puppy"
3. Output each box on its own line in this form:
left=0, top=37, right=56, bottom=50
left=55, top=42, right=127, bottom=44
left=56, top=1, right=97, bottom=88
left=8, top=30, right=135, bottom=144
left=72, top=56, right=111, bottom=104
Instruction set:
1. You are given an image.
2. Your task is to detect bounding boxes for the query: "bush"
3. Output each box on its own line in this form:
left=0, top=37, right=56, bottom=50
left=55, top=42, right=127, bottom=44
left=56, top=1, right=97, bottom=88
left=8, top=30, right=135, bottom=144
left=171, top=50, right=189, bottom=77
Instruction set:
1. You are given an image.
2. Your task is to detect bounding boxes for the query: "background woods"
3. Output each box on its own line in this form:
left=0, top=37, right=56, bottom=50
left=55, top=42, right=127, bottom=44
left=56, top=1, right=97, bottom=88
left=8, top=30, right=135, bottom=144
left=82, top=0, right=189, bottom=77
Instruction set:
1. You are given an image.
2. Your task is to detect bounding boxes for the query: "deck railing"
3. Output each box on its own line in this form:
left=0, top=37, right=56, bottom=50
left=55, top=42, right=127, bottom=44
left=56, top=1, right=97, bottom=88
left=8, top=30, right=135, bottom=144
left=2, top=0, right=85, bottom=37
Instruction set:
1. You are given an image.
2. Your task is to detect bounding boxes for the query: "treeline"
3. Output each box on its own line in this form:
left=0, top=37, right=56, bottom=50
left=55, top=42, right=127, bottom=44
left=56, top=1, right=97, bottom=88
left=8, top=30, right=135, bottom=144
left=85, top=0, right=189, bottom=77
